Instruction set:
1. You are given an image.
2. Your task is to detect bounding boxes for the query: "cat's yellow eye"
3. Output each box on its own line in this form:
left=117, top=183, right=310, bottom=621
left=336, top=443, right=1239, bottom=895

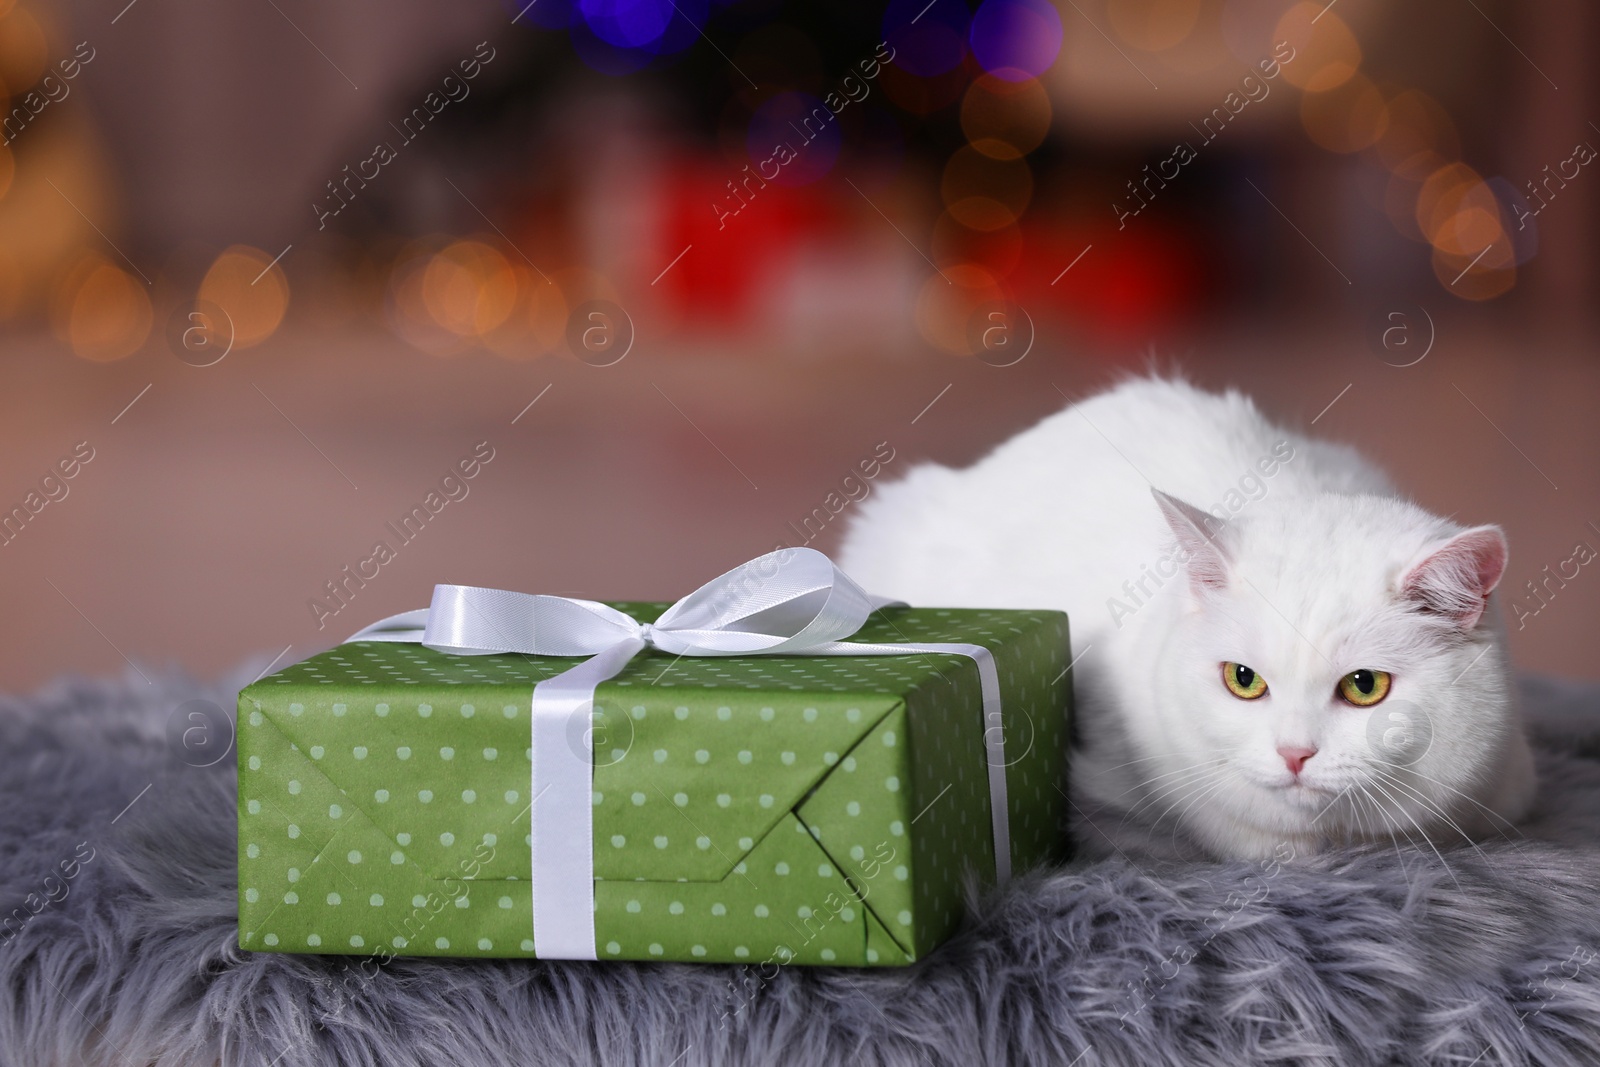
left=1338, top=669, right=1392, bottom=707
left=1222, top=662, right=1268, bottom=700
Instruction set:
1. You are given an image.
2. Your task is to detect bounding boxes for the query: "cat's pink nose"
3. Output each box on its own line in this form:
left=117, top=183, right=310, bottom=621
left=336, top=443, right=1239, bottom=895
left=1278, top=746, right=1317, bottom=776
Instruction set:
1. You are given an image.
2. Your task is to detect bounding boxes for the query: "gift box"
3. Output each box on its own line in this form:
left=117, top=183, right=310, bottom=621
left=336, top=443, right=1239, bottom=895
left=237, top=553, right=1072, bottom=967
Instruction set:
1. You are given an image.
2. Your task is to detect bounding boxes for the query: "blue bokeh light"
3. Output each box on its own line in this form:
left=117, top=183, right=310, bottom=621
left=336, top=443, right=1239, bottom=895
left=746, top=93, right=843, bottom=187
left=505, top=0, right=576, bottom=31
left=550, top=0, right=710, bottom=74
left=969, top=0, right=1062, bottom=81
left=581, top=0, right=675, bottom=50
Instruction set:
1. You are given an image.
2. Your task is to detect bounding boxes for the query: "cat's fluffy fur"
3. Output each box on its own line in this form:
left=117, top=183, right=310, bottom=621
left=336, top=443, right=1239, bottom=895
left=839, top=377, right=1536, bottom=861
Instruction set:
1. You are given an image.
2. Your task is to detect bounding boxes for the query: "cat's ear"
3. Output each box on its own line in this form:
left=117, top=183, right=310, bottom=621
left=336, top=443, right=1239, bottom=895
left=1399, top=525, right=1508, bottom=630
left=1151, top=488, right=1229, bottom=592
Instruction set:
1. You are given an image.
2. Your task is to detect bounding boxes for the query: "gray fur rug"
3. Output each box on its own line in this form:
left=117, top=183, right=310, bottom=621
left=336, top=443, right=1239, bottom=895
left=4, top=665, right=1600, bottom=1067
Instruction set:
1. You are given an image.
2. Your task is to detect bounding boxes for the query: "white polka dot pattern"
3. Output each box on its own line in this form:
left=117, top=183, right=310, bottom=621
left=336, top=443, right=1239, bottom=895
left=236, top=603, right=1072, bottom=966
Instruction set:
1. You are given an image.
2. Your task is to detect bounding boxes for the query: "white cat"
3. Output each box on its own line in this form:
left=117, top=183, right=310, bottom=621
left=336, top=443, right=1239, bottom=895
left=839, top=377, right=1536, bottom=862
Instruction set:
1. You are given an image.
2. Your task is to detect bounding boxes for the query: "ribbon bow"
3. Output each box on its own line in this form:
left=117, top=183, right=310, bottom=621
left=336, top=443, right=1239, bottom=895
left=346, top=547, right=1008, bottom=960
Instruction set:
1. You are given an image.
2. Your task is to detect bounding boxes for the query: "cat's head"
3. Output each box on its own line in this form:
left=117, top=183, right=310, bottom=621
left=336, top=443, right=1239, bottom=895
left=1146, top=487, right=1516, bottom=852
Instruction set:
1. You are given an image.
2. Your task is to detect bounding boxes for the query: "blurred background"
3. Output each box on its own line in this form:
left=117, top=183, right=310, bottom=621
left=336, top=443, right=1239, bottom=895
left=0, top=0, right=1595, bottom=689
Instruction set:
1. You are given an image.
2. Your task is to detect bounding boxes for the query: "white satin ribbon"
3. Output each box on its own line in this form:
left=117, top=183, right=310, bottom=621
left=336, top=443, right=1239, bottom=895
left=345, top=547, right=1010, bottom=960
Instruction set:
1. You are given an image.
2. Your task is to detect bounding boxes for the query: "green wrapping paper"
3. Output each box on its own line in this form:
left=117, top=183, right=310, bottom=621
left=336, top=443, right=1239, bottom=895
left=237, top=604, right=1071, bottom=966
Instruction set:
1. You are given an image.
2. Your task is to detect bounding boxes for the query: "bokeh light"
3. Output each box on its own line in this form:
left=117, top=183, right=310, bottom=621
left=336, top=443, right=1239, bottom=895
left=421, top=240, right=518, bottom=337
left=387, top=241, right=471, bottom=355
left=969, top=0, right=1063, bottom=82
left=915, top=261, right=1006, bottom=355
left=960, top=73, right=1052, bottom=160
left=1416, top=164, right=1506, bottom=257
left=1106, top=0, right=1204, bottom=52
left=746, top=93, right=842, bottom=186
left=1299, top=72, right=1389, bottom=154
left=0, top=3, right=48, bottom=91
left=517, top=270, right=570, bottom=356
left=1431, top=240, right=1514, bottom=301
left=52, top=254, right=152, bottom=362
left=947, top=195, right=1017, bottom=232
left=388, top=242, right=600, bottom=358
left=931, top=210, right=1023, bottom=275
left=506, top=0, right=575, bottom=30
left=1486, top=176, right=1539, bottom=265
left=943, top=145, right=1033, bottom=230
left=567, top=19, right=654, bottom=75
left=474, top=263, right=539, bottom=360
left=1430, top=200, right=1504, bottom=260
left=1383, top=153, right=1447, bottom=243
left=561, top=0, right=708, bottom=72
left=1414, top=163, right=1479, bottom=241
left=1370, top=89, right=1460, bottom=174
left=1274, top=3, right=1361, bottom=93
left=198, top=245, right=291, bottom=349
left=581, top=0, right=674, bottom=50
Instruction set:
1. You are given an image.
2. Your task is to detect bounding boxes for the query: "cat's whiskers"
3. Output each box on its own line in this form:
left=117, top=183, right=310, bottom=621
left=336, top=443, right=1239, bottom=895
left=1120, top=778, right=1228, bottom=838
left=1107, top=756, right=1230, bottom=805
left=1357, top=788, right=1394, bottom=854
left=1079, top=752, right=1195, bottom=787
left=1361, top=781, right=1423, bottom=855
left=1117, top=770, right=1231, bottom=838
left=1353, top=782, right=1417, bottom=886
left=1313, top=783, right=1361, bottom=846
left=1369, top=768, right=1497, bottom=867
left=1350, top=783, right=1376, bottom=844
left=1344, top=785, right=1375, bottom=847
left=1167, top=773, right=1240, bottom=846
left=1364, top=774, right=1463, bottom=891
left=1115, top=754, right=1238, bottom=812
left=1139, top=765, right=1238, bottom=839
left=1118, top=761, right=1235, bottom=826
left=1085, top=752, right=1187, bottom=774
left=1369, top=758, right=1528, bottom=844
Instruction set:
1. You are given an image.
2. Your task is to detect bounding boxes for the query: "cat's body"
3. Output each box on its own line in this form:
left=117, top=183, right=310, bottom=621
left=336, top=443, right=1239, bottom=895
left=840, top=377, right=1536, bottom=861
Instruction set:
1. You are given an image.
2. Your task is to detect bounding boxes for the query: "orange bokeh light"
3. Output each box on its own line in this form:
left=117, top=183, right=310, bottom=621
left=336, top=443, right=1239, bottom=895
left=932, top=210, right=1023, bottom=274
left=914, top=262, right=1007, bottom=356
left=517, top=269, right=569, bottom=357
left=1431, top=240, right=1514, bottom=301
left=421, top=240, right=518, bottom=337
left=1382, top=151, right=1449, bottom=243
left=52, top=254, right=152, bottom=362
left=1300, top=73, right=1389, bottom=154
left=1415, top=163, right=1506, bottom=256
left=961, top=74, right=1053, bottom=160
left=1275, top=3, right=1362, bottom=93
left=386, top=246, right=454, bottom=353
left=0, top=4, right=48, bottom=92
left=1371, top=90, right=1460, bottom=175
left=947, top=195, right=1020, bottom=232
left=1106, top=0, right=1204, bottom=52
left=199, top=245, right=290, bottom=349
left=1434, top=205, right=1504, bottom=257
left=943, top=146, right=1032, bottom=230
